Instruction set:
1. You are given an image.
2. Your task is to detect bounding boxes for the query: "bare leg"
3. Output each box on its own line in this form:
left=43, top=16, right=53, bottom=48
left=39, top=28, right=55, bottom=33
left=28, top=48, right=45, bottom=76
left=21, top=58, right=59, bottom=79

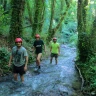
left=36, top=59, right=38, bottom=66
left=50, top=57, right=53, bottom=64
left=35, top=54, right=38, bottom=66
left=36, top=53, right=42, bottom=67
left=13, top=73, right=18, bottom=81
left=55, top=57, right=58, bottom=64
left=20, top=75, right=24, bottom=82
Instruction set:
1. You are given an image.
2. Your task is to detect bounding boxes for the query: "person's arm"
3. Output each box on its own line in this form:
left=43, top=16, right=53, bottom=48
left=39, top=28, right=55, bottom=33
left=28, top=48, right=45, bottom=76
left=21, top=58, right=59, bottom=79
left=25, top=56, right=28, bottom=67
left=42, top=40, right=46, bottom=52
left=24, top=56, right=28, bottom=71
left=50, top=46, right=52, bottom=53
left=32, top=41, right=36, bottom=52
left=44, top=44, right=46, bottom=52
left=58, top=45, right=60, bottom=55
left=24, top=50, right=28, bottom=71
left=32, top=46, right=35, bottom=52
left=50, top=42, right=52, bottom=53
left=8, top=55, right=13, bottom=67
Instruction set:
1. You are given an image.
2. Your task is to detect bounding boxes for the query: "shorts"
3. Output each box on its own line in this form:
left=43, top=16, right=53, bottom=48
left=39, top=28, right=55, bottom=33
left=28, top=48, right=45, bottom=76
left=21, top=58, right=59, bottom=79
left=51, top=53, right=58, bottom=58
left=35, top=51, right=42, bottom=55
left=13, top=64, right=25, bottom=76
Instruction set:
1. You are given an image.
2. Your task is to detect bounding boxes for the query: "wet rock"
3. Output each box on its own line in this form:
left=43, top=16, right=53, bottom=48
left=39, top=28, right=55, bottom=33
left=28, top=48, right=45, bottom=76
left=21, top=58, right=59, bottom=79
left=71, top=92, right=78, bottom=96
left=0, top=77, right=2, bottom=81
left=72, top=80, right=81, bottom=90
left=59, top=91, right=68, bottom=96
left=91, top=91, right=96, bottom=96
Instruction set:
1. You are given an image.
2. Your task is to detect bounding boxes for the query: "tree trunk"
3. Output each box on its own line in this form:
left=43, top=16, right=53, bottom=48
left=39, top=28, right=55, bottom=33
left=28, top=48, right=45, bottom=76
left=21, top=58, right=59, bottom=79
left=9, top=0, right=25, bottom=47
left=0, top=0, right=7, bottom=11
left=47, top=0, right=71, bottom=43
left=59, top=0, right=64, bottom=33
left=54, top=0, right=71, bottom=32
left=90, top=17, right=96, bottom=55
left=77, top=0, right=89, bottom=62
left=82, top=0, right=89, bottom=32
left=3, top=0, right=7, bottom=11
left=46, top=0, right=55, bottom=43
left=26, top=0, right=33, bottom=33
left=32, top=0, right=45, bottom=36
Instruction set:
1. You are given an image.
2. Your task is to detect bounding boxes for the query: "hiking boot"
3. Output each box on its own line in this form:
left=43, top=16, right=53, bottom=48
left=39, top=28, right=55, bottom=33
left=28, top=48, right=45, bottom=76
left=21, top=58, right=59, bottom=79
left=38, top=66, right=41, bottom=69
left=37, top=66, right=41, bottom=72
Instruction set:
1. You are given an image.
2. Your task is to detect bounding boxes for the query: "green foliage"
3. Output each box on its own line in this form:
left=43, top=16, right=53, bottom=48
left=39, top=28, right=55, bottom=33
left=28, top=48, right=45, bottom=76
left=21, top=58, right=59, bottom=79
left=76, top=1, right=96, bottom=94
left=22, top=38, right=35, bottom=64
left=77, top=55, right=96, bottom=92
left=0, top=5, right=10, bottom=35
left=77, top=32, right=91, bottom=62
left=66, top=0, right=77, bottom=22
left=57, top=22, right=77, bottom=45
left=0, top=47, right=11, bottom=74
left=69, top=33, right=78, bottom=46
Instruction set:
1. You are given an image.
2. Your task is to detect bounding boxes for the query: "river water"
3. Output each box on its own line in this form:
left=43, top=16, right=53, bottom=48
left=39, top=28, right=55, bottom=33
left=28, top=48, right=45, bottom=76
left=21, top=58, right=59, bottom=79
left=0, top=44, right=83, bottom=96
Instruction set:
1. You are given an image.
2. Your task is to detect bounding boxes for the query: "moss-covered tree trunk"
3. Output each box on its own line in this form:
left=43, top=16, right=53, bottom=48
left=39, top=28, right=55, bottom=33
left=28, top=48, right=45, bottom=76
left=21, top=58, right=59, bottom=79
left=82, top=0, right=89, bottom=32
left=0, top=0, right=7, bottom=11
left=47, top=0, right=71, bottom=44
left=77, top=0, right=89, bottom=62
left=0, top=0, right=4, bottom=5
left=60, top=0, right=64, bottom=33
left=9, top=0, right=25, bottom=47
left=90, top=18, right=96, bottom=55
left=32, top=0, right=45, bottom=36
left=46, top=0, right=55, bottom=43
left=26, top=0, right=33, bottom=32
left=3, top=0, right=7, bottom=11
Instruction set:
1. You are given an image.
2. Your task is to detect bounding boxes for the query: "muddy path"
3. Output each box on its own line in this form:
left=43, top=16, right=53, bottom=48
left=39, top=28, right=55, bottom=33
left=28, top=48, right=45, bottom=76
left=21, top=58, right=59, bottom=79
left=0, top=44, right=83, bottom=96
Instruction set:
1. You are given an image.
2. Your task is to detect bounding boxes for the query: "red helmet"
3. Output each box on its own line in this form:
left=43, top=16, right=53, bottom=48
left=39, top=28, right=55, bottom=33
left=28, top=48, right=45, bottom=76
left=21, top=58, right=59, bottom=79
left=53, top=37, right=57, bottom=40
left=15, top=38, right=22, bottom=43
left=35, top=34, right=40, bottom=38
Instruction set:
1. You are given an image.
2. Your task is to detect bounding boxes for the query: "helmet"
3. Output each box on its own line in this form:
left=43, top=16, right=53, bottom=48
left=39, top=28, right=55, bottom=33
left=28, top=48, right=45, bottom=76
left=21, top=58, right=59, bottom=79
left=53, top=37, right=57, bottom=40
left=35, top=34, right=40, bottom=38
left=15, top=38, right=22, bottom=43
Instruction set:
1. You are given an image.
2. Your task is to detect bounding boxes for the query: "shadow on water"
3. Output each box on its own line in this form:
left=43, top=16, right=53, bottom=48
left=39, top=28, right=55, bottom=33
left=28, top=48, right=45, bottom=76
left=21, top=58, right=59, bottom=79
left=0, top=44, right=84, bottom=96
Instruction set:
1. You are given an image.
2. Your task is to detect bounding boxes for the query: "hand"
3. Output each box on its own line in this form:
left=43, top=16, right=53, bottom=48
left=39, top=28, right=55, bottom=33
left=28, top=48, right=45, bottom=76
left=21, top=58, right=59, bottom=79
left=8, top=63, right=11, bottom=67
left=44, top=50, right=46, bottom=54
left=58, top=52, right=60, bottom=56
left=30, top=50, right=34, bottom=52
left=32, top=50, right=35, bottom=54
left=24, top=65, right=27, bottom=72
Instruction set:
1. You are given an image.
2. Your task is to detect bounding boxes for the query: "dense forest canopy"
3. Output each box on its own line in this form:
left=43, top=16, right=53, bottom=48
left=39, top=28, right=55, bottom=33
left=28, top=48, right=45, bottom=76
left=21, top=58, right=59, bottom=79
left=0, top=0, right=77, bottom=45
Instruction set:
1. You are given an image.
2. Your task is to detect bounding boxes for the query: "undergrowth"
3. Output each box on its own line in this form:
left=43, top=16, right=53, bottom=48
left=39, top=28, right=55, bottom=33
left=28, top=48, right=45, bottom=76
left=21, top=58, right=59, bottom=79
left=76, top=55, right=96, bottom=95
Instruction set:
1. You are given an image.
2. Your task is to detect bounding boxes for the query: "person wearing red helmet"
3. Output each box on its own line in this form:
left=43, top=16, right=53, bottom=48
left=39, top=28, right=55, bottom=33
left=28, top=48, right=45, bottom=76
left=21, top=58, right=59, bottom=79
left=50, top=37, right=60, bottom=65
left=32, top=34, right=46, bottom=71
left=35, top=34, right=40, bottom=38
left=8, top=38, right=28, bottom=84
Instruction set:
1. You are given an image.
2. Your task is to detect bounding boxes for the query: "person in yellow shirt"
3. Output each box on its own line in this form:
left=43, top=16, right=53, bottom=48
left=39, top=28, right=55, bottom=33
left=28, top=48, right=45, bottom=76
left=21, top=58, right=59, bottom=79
left=50, top=37, right=60, bottom=64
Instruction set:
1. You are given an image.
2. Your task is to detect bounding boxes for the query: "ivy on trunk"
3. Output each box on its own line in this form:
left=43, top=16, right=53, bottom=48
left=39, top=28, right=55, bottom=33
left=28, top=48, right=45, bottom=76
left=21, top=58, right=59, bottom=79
left=9, top=0, right=25, bottom=47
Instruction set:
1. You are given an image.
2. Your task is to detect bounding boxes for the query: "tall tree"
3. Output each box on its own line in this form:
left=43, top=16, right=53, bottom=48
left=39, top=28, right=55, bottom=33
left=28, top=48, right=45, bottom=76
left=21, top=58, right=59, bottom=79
left=60, top=0, right=65, bottom=32
left=3, top=0, right=7, bottom=11
left=0, top=0, right=7, bottom=11
left=82, top=0, right=89, bottom=32
left=46, top=0, right=55, bottom=43
left=47, top=0, right=71, bottom=43
left=90, top=17, right=96, bottom=56
left=77, top=0, right=89, bottom=62
left=26, top=0, right=33, bottom=32
left=9, top=0, right=25, bottom=47
left=32, top=0, right=45, bottom=36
